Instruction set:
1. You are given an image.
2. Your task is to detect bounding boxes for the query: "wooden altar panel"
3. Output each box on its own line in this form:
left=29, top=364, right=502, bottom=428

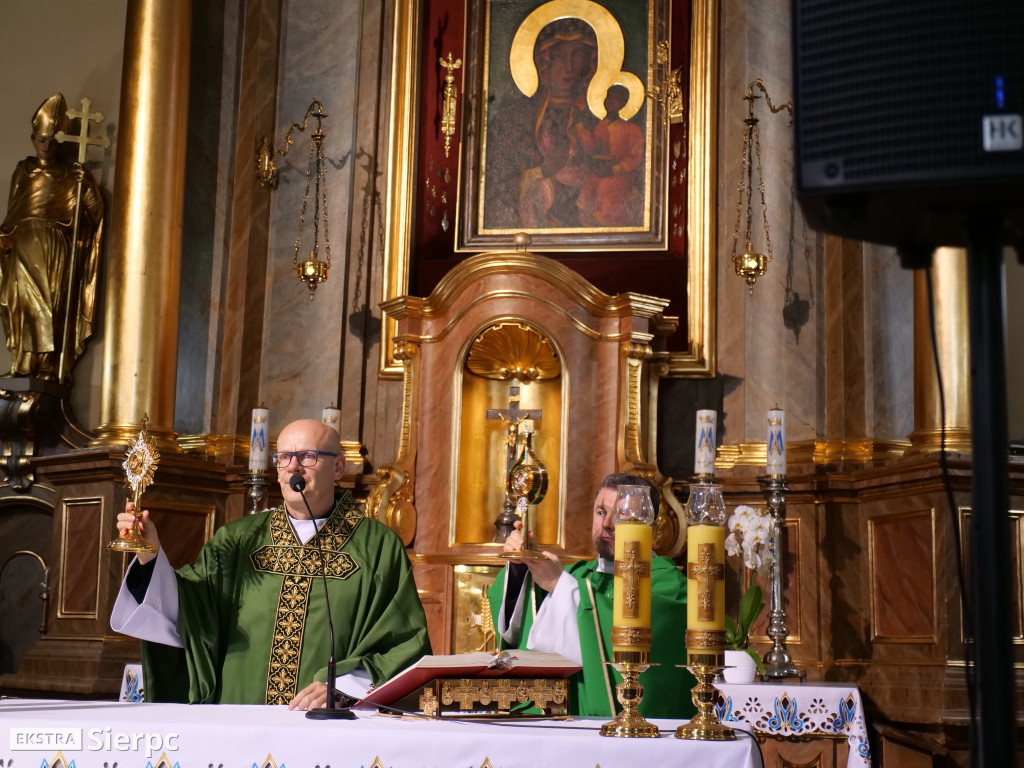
left=758, top=737, right=849, bottom=768
left=58, top=498, right=104, bottom=618
left=960, top=507, right=1024, bottom=640
left=869, top=509, right=937, bottom=641
left=142, top=501, right=217, bottom=570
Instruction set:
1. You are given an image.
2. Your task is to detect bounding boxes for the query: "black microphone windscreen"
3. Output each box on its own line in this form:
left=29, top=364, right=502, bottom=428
left=289, top=474, right=306, bottom=493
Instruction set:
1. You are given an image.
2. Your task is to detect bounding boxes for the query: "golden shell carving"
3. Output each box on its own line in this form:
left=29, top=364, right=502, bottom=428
left=466, top=322, right=560, bottom=380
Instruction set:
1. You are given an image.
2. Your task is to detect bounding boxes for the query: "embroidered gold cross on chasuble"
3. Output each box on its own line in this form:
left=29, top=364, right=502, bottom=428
left=251, top=503, right=362, bottom=704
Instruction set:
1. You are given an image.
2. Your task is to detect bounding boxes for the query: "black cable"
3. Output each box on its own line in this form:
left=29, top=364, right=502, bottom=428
left=924, top=265, right=977, bottom=746
left=734, top=727, right=767, bottom=768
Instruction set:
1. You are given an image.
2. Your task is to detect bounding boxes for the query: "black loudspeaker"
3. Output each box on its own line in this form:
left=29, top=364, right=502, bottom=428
left=792, top=0, right=1024, bottom=251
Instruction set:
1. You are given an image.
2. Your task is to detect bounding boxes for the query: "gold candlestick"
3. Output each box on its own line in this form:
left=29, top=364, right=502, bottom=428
left=107, top=419, right=160, bottom=553
left=600, top=648, right=659, bottom=738
left=675, top=650, right=735, bottom=741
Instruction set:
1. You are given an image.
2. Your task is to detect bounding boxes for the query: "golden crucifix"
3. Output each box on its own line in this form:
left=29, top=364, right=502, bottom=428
left=687, top=542, right=724, bottom=621
left=488, top=386, right=546, bottom=558
left=486, top=385, right=542, bottom=471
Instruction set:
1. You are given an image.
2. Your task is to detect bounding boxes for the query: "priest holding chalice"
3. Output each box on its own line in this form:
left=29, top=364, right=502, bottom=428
left=488, top=473, right=696, bottom=719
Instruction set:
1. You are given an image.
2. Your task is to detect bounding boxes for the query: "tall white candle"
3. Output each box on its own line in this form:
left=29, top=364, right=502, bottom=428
left=767, top=408, right=786, bottom=476
left=694, top=409, right=717, bottom=475
left=249, top=408, right=269, bottom=472
left=322, top=405, right=341, bottom=429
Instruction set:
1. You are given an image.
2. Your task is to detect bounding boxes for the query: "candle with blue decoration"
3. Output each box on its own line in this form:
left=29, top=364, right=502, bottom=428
left=766, top=408, right=785, bottom=477
left=694, top=409, right=717, bottom=477
left=249, top=407, right=269, bottom=472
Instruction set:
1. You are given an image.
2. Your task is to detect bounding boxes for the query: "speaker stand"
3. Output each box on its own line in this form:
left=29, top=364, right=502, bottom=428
left=964, top=219, right=1018, bottom=768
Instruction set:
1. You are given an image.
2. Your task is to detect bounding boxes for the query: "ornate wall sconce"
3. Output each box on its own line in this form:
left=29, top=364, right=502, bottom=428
left=440, top=52, right=462, bottom=158
left=255, top=101, right=333, bottom=298
left=729, top=79, right=792, bottom=293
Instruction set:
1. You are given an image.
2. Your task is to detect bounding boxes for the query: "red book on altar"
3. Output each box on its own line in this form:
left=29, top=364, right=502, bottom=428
left=363, top=650, right=580, bottom=709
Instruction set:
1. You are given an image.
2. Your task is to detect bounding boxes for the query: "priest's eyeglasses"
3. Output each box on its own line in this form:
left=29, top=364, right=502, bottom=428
left=270, top=450, right=338, bottom=468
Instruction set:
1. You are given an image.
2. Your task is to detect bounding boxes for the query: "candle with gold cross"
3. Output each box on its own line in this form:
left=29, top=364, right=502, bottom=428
left=609, top=484, right=656, bottom=649
left=686, top=524, right=725, bottom=633
left=611, top=519, right=653, bottom=652
left=682, top=482, right=727, bottom=643
left=600, top=483, right=659, bottom=738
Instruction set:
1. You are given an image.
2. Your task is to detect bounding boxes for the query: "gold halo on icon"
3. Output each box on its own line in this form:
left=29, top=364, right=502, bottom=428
left=508, top=0, right=646, bottom=120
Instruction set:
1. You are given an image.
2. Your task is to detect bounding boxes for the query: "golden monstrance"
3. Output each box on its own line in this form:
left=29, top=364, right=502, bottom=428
left=107, top=420, right=160, bottom=553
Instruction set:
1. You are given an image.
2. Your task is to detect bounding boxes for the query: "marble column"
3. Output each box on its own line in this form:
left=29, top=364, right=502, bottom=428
left=90, top=0, right=190, bottom=451
left=908, top=247, right=971, bottom=452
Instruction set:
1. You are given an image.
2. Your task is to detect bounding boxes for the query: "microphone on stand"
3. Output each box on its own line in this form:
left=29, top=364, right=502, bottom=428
left=290, top=473, right=356, bottom=720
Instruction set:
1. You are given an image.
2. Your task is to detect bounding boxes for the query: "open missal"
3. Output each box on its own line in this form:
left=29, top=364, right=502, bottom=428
left=363, top=650, right=581, bottom=712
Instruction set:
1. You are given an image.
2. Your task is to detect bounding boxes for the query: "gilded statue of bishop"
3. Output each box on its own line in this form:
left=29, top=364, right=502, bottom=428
left=0, top=93, right=104, bottom=381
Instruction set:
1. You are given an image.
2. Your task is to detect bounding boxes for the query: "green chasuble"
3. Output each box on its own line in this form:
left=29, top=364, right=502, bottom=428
left=487, top=557, right=696, bottom=719
left=142, top=493, right=431, bottom=704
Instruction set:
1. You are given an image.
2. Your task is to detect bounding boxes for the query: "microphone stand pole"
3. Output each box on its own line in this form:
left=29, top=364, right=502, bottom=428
left=293, top=476, right=355, bottom=720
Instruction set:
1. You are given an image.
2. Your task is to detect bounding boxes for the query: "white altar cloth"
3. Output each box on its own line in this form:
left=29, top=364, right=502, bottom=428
left=716, top=681, right=871, bottom=768
left=0, top=698, right=764, bottom=768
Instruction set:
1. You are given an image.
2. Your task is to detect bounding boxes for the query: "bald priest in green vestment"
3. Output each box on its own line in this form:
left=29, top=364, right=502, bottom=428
left=111, top=419, right=431, bottom=708
left=488, top=473, right=696, bottom=719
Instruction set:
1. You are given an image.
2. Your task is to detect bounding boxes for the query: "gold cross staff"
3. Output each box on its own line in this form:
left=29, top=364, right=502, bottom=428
left=54, top=97, right=111, bottom=382
left=56, top=97, right=112, bottom=164
left=687, top=542, right=724, bottom=622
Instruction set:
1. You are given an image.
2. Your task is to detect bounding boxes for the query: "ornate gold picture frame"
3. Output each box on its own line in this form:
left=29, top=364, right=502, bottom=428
left=457, top=0, right=669, bottom=251
left=380, top=0, right=718, bottom=378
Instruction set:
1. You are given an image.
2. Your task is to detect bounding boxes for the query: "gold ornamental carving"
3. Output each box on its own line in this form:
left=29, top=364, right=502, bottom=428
left=365, top=337, right=419, bottom=543
left=610, top=626, right=652, bottom=647
left=418, top=687, right=438, bottom=717
left=685, top=628, right=725, bottom=650
left=365, top=465, right=415, bottom=546
left=466, top=322, right=560, bottom=380
left=419, top=677, right=569, bottom=716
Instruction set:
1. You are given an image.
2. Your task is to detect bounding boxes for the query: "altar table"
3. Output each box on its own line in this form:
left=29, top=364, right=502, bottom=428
left=716, top=681, right=872, bottom=768
left=0, top=698, right=764, bottom=768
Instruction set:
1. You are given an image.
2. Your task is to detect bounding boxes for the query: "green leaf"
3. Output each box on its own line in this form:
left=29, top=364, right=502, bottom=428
left=724, top=584, right=766, bottom=651
left=737, top=584, right=764, bottom=629
left=744, top=647, right=765, bottom=675
left=724, top=615, right=740, bottom=647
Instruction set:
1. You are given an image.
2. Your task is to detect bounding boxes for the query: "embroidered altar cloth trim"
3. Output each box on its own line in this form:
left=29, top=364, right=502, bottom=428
left=716, top=681, right=871, bottom=768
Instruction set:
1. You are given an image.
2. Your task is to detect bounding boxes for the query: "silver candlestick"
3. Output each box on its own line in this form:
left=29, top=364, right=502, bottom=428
left=759, top=475, right=804, bottom=680
left=243, top=470, right=271, bottom=515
